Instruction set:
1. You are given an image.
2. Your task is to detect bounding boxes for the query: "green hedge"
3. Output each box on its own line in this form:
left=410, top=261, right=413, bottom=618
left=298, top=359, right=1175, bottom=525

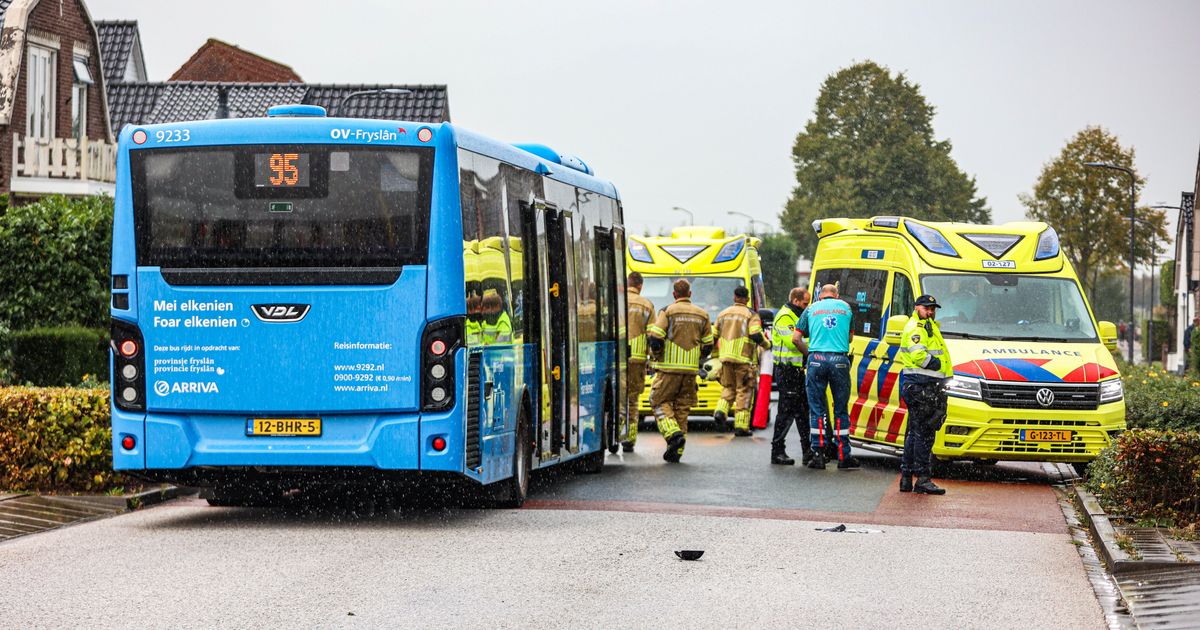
left=1121, top=363, right=1200, bottom=431
left=0, top=386, right=117, bottom=492
left=1087, top=429, right=1200, bottom=528
left=9, top=327, right=107, bottom=386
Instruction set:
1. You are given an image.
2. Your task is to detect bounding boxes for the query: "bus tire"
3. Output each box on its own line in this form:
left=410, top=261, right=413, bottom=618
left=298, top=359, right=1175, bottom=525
left=579, top=392, right=611, bottom=473
left=203, top=487, right=277, bottom=508
left=492, top=408, right=532, bottom=508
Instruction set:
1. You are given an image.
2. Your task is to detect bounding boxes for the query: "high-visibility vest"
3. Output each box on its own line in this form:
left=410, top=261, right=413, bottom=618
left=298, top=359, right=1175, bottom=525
left=772, top=302, right=805, bottom=365
left=714, top=302, right=763, bottom=364
left=899, top=313, right=952, bottom=378
left=627, top=287, right=654, bottom=362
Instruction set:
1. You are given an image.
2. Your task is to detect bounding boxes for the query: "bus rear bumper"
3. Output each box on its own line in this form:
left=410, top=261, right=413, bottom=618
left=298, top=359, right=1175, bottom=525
left=113, top=409, right=464, bottom=472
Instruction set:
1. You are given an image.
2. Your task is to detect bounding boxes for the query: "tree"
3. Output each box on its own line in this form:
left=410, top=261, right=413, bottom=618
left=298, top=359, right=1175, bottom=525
left=1019, top=126, right=1168, bottom=299
left=1161, top=260, right=1176, bottom=309
left=781, top=61, right=990, bottom=258
left=757, top=233, right=797, bottom=307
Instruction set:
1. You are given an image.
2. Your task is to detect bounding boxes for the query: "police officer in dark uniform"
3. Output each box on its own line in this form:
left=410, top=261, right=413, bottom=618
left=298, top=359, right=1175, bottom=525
left=898, top=294, right=951, bottom=495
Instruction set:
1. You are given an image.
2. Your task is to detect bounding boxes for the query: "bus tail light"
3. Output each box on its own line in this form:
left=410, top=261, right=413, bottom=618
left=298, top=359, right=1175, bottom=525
left=111, top=319, right=146, bottom=411
left=422, top=317, right=464, bottom=411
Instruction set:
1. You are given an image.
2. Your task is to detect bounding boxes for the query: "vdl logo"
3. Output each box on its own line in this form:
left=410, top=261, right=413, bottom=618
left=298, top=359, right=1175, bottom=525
left=252, top=304, right=311, bottom=323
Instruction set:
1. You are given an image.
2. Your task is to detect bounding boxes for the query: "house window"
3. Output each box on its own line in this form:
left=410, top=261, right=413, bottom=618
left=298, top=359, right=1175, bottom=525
left=26, top=45, right=56, bottom=139
left=71, top=56, right=93, bottom=139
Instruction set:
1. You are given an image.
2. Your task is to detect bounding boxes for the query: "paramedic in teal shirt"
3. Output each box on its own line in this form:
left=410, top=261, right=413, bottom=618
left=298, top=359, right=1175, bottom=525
left=795, top=284, right=860, bottom=470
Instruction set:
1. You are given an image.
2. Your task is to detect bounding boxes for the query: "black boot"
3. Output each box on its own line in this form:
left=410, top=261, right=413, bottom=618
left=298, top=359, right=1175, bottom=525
left=663, top=432, right=686, bottom=463
left=899, top=474, right=913, bottom=492
left=771, top=451, right=795, bottom=465
left=713, top=410, right=728, bottom=431
left=801, top=449, right=814, bottom=466
left=621, top=441, right=634, bottom=453
left=734, top=428, right=752, bottom=437
left=837, top=456, right=861, bottom=470
left=807, top=452, right=826, bottom=470
left=914, top=477, right=945, bottom=495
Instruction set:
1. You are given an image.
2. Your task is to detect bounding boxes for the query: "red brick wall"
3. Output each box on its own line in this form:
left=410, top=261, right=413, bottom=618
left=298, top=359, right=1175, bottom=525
left=1, top=0, right=111, bottom=194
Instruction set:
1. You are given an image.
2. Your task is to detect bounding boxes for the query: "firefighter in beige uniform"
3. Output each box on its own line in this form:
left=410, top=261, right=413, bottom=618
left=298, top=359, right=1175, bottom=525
left=622, top=272, right=655, bottom=453
left=713, top=286, right=768, bottom=436
left=647, top=279, right=714, bottom=463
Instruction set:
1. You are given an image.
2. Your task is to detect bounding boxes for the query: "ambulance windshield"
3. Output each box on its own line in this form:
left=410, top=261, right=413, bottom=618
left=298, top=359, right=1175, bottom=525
left=640, top=276, right=746, bottom=322
left=921, top=274, right=1098, bottom=342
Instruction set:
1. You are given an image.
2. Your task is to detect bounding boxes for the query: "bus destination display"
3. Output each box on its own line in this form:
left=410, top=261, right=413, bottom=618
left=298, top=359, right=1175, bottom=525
left=254, top=152, right=311, bottom=188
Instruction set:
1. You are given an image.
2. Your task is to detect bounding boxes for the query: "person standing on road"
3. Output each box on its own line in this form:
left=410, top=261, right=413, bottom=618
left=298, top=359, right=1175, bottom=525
left=647, top=279, right=714, bottom=463
left=622, top=272, right=655, bottom=453
left=769, top=287, right=813, bottom=465
left=713, top=286, right=768, bottom=437
left=796, top=284, right=860, bottom=470
left=898, top=294, right=952, bottom=495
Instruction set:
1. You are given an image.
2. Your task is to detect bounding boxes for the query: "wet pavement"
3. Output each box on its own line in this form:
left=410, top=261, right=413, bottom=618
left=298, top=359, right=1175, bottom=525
left=0, top=494, right=127, bottom=541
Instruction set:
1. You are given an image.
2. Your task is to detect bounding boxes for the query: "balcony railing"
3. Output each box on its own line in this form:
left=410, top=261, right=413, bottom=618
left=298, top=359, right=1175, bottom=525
left=12, top=134, right=117, bottom=184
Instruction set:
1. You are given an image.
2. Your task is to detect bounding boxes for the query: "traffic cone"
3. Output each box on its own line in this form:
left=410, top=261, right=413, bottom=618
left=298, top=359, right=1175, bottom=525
left=751, top=348, right=773, bottom=429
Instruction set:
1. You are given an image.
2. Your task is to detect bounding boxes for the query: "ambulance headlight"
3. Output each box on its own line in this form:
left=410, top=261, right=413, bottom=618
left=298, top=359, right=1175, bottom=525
left=905, top=221, right=959, bottom=257
left=628, top=238, right=653, bottom=263
left=945, top=375, right=982, bottom=400
left=1099, top=378, right=1123, bottom=403
left=712, top=239, right=745, bottom=263
left=1034, top=226, right=1060, bottom=261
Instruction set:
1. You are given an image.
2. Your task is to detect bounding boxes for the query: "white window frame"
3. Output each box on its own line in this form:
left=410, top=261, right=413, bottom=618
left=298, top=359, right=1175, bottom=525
left=26, top=45, right=56, bottom=139
left=71, top=55, right=92, bottom=139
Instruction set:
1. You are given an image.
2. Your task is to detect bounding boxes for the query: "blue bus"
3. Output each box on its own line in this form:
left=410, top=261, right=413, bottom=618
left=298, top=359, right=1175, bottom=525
left=110, top=105, right=628, bottom=507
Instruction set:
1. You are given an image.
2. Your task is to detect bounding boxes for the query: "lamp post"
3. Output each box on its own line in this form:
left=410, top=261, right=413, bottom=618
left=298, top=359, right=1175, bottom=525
left=335, top=88, right=412, bottom=116
left=1084, top=161, right=1137, bottom=363
left=727, top=211, right=768, bottom=234
left=671, top=206, right=694, bottom=226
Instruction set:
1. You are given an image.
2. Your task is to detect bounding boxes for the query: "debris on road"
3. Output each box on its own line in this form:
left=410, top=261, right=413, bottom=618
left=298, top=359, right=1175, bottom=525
left=675, top=550, right=705, bottom=560
left=815, top=524, right=883, bottom=534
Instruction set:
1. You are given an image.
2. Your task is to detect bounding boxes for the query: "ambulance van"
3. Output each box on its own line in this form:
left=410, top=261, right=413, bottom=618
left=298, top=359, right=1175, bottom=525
left=809, top=217, right=1125, bottom=474
left=626, top=227, right=768, bottom=422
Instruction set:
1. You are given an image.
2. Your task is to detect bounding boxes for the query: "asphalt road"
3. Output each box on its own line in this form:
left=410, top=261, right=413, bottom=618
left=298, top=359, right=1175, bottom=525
left=0, top=413, right=1104, bottom=628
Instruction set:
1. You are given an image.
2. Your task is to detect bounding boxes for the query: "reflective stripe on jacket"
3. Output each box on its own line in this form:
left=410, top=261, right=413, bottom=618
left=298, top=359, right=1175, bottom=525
left=715, top=303, right=763, bottom=364
left=898, top=313, right=952, bottom=378
left=647, top=297, right=714, bottom=374
left=627, top=287, right=655, bottom=362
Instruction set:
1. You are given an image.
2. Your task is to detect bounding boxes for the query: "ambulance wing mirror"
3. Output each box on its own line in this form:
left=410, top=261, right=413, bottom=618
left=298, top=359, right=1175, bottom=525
left=883, top=315, right=908, bottom=345
left=1097, top=321, right=1118, bottom=352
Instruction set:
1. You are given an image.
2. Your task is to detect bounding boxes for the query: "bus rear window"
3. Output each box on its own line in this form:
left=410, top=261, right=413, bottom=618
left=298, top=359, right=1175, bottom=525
left=131, top=145, right=433, bottom=269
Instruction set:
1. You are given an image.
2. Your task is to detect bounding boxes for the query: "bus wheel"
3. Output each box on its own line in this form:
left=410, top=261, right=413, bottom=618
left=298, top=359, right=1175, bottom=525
left=492, top=413, right=532, bottom=508
left=204, top=487, right=277, bottom=508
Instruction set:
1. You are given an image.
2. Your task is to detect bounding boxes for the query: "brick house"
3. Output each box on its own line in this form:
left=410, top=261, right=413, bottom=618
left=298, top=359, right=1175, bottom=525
left=98, top=22, right=450, bottom=131
left=0, top=0, right=115, bottom=198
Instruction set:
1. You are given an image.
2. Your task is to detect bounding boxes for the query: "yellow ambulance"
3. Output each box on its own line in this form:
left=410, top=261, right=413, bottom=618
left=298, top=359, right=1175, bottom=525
left=626, top=227, right=768, bottom=421
left=809, top=216, right=1125, bottom=474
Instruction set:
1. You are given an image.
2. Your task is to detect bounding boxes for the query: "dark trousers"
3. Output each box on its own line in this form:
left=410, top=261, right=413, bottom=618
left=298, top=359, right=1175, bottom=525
left=806, top=352, right=853, bottom=460
left=771, top=364, right=810, bottom=455
left=900, top=377, right=947, bottom=478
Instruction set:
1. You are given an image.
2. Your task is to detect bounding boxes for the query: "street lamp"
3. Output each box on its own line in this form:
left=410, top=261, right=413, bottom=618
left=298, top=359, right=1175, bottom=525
left=671, top=206, right=694, bottom=226
left=727, top=211, right=768, bottom=234
left=335, top=88, right=412, bottom=116
left=1083, top=161, right=1137, bottom=363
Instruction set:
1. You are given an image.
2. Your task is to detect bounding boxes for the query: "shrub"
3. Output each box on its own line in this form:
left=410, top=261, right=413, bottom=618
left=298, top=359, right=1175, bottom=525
left=10, top=327, right=107, bottom=387
left=0, top=386, right=118, bottom=492
left=0, top=194, right=112, bottom=331
left=1120, top=363, right=1200, bottom=432
left=1086, top=429, right=1200, bottom=528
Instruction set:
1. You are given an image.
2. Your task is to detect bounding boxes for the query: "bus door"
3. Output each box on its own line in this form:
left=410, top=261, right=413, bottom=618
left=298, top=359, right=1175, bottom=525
left=521, top=200, right=576, bottom=459
left=593, top=226, right=624, bottom=449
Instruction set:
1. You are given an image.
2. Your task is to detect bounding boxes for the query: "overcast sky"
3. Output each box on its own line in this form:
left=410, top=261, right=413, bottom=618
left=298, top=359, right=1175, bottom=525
left=92, top=0, right=1200, bottom=244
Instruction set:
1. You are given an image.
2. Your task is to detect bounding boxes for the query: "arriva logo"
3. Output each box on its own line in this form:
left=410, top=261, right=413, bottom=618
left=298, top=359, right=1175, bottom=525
left=153, top=381, right=220, bottom=396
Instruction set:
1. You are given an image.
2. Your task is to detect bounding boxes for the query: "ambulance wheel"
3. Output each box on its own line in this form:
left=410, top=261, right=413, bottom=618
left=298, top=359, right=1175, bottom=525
left=1072, top=462, right=1090, bottom=478
left=492, top=407, right=532, bottom=508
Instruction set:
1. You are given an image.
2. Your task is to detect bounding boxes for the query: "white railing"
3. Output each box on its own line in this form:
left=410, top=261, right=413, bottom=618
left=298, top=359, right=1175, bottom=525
left=12, top=134, right=117, bottom=183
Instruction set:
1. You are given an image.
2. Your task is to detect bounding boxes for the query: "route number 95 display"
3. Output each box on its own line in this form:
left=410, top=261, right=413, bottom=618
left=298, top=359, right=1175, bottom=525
left=254, top=152, right=311, bottom=188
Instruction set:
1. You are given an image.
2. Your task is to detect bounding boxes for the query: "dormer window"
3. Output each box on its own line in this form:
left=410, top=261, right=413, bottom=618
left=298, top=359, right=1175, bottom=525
left=71, top=56, right=94, bottom=139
